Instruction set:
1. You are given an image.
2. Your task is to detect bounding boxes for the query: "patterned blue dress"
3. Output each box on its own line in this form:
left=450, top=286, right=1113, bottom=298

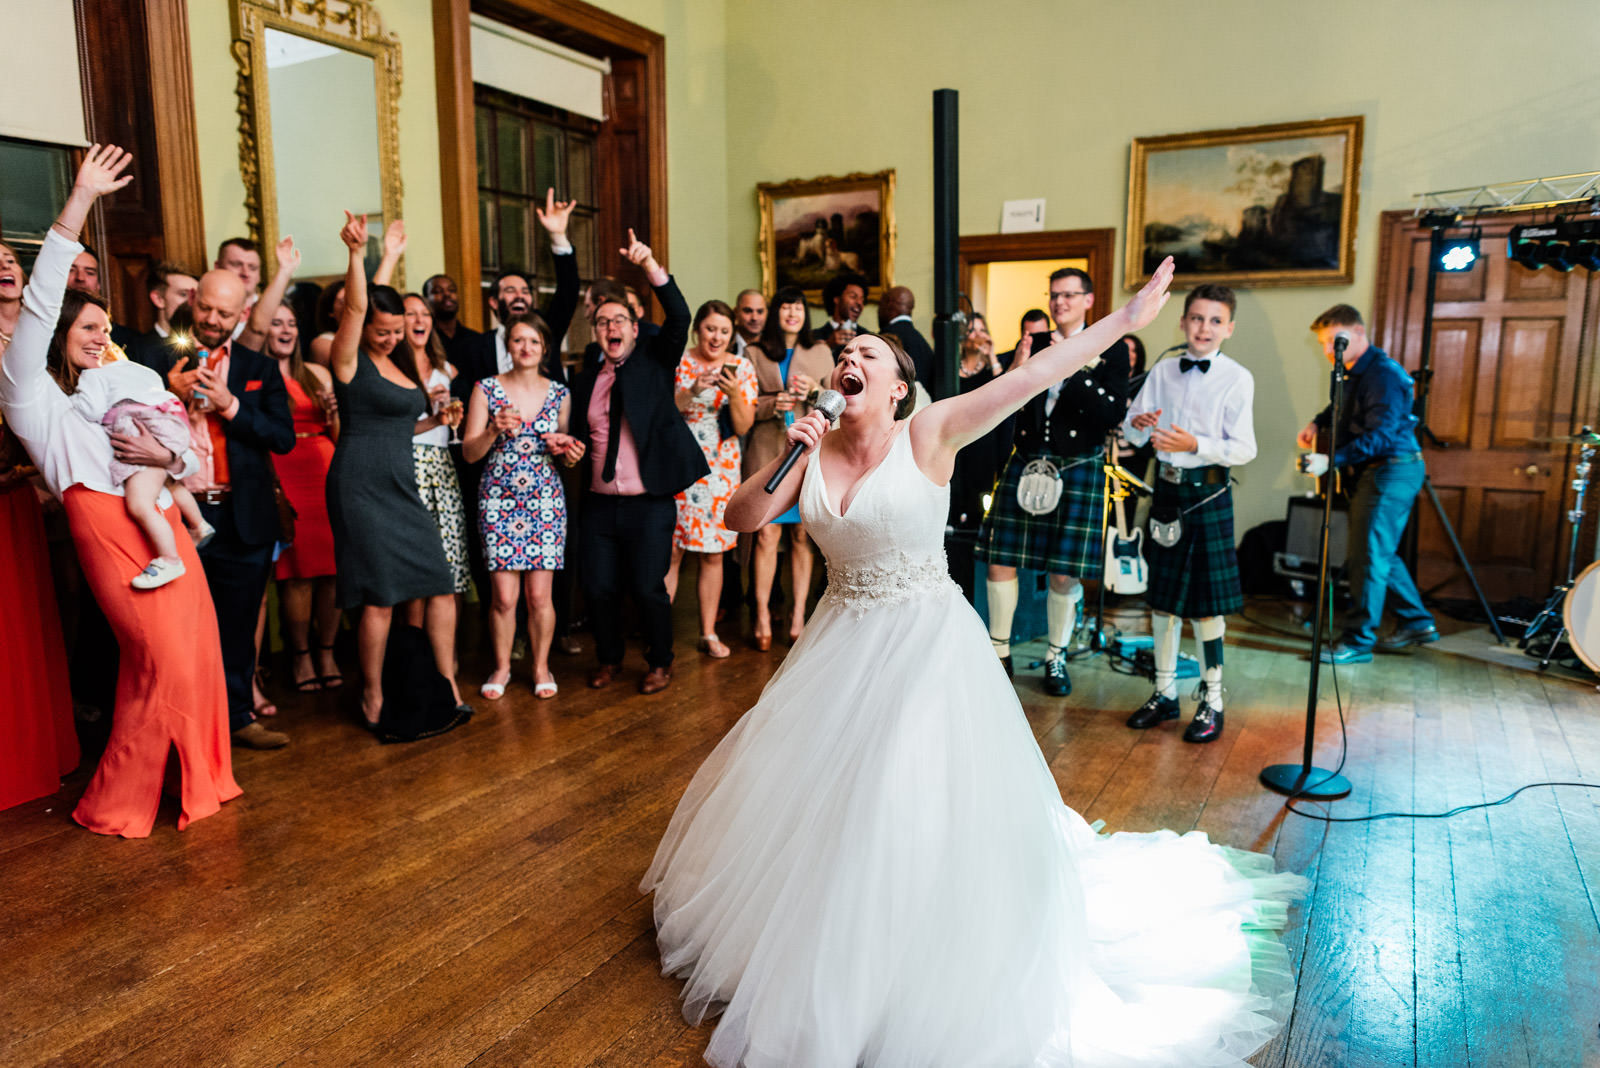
left=477, top=377, right=568, bottom=571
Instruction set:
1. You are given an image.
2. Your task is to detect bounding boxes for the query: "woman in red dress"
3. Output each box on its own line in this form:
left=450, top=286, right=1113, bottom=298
left=267, top=303, right=342, bottom=691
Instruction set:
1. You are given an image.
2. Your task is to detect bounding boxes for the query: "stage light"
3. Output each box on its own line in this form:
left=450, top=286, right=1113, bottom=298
left=1575, top=240, right=1600, bottom=272
left=1540, top=238, right=1576, bottom=272
left=1509, top=224, right=1558, bottom=271
left=1438, top=233, right=1479, bottom=271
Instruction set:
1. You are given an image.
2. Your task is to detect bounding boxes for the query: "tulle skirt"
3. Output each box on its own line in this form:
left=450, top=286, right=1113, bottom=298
left=643, top=581, right=1303, bottom=1067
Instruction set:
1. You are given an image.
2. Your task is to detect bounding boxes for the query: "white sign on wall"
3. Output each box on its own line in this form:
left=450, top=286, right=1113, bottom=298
left=1000, top=199, right=1046, bottom=234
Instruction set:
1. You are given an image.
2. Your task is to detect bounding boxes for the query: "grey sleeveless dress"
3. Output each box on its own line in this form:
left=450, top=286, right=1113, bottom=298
left=326, top=352, right=453, bottom=609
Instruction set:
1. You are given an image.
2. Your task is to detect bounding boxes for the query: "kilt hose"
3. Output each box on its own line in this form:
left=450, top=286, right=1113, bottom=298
left=975, top=449, right=1105, bottom=577
left=1145, top=477, right=1243, bottom=619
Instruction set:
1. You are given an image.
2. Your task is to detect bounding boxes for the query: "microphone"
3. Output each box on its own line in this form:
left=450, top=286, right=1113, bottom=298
left=1333, top=331, right=1351, bottom=356
left=764, top=389, right=846, bottom=493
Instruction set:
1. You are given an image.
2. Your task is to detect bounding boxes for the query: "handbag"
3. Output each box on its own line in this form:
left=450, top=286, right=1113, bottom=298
left=272, top=472, right=298, bottom=544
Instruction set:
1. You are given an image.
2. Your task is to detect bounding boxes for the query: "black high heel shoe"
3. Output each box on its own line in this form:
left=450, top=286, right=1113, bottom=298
left=316, top=642, right=344, bottom=688
left=291, top=648, right=322, bottom=692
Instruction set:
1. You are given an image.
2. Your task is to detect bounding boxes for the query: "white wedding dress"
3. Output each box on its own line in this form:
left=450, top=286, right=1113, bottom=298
left=642, top=417, right=1304, bottom=1067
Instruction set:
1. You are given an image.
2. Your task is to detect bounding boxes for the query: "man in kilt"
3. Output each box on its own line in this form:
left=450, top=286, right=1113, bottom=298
left=976, top=267, right=1129, bottom=696
left=1121, top=284, right=1256, bottom=743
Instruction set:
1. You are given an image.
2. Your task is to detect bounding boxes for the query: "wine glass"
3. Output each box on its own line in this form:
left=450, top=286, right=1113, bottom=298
left=446, top=398, right=465, bottom=445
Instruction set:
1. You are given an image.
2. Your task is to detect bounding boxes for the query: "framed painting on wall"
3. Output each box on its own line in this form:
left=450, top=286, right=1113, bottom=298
left=1125, top=116, right=1362, bottom=289
left=757, top=170, right=895, bottom=302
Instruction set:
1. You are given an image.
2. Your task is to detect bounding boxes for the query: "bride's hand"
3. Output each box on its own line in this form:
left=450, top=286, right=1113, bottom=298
left=786, top=409, right=830, bottom=455
left=1122, top=256, right=1176, bottom=332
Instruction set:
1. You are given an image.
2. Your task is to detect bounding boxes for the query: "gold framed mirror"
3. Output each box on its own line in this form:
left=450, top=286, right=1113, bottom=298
left=232, top=0, right=404, bottom=286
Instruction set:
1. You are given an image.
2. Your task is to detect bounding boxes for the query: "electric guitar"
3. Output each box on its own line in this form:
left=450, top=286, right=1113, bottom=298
left=1104, top=471, right=1149, bottom=595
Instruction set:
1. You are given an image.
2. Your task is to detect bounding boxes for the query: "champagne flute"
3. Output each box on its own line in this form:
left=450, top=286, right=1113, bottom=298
left=447, top=397, right=465, bottom=445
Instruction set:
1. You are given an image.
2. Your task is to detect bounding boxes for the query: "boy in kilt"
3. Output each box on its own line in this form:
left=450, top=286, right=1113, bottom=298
left=1121, top=284, right=1256, bottom=743
left=976, top=267, right=1129, bottom=696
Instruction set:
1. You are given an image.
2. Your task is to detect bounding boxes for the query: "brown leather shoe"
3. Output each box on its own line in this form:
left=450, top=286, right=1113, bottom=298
left=588, top=663, right=620, bottom=689
left=639, top=665, right=673, bottom=694
left=232, top=721, right=289, bottom=749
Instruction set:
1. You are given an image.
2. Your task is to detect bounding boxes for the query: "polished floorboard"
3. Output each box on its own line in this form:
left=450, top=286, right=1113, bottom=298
left=2, top=596, right=1598, bottom=1067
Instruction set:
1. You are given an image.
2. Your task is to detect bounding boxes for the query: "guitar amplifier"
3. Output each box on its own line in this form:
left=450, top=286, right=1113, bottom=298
left=1273, top=495, right=1348, bottom=582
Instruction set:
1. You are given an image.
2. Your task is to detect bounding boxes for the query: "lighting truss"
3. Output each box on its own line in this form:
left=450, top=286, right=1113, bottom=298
left=1412, top=171, right=1600, bottom=218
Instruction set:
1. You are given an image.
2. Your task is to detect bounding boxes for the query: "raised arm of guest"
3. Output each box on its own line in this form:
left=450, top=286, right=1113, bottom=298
left=237, top=235, right=301, bottom=351
left=329, top=212, right=370, bottom=384
left=619, top=229, right=687, bottom=366
left=372, top=220, right=405, bottom=287
left=535, top=189, right=580, bottom=347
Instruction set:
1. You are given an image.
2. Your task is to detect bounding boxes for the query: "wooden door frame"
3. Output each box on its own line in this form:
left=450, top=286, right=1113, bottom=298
left=957, top=228, right=1117, bottom=328
left=433, top=0, right=666, bottom=331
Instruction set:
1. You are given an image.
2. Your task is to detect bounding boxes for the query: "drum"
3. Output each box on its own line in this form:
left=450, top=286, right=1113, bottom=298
left=1562, top=560, right=1600, bottom=674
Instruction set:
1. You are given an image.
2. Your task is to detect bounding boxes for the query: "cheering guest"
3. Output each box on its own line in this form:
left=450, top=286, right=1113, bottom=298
left=0, top=240, right=24, bottom=346
left=65, top=243, right=138, bottom=349
left=950, top=311, right=1007, bottom=530
left=126, top=262, right=199, bottom=369
left=745, top=286, right=832, bottom=647
left=266, top=302, right=343, bottom=692
left=666, top=300, right=757, bottom=658
left=0, top=145, right=240, bottom=836
left=423, top=273, right=481, bottom=362
left=568, top=230, right=704, bottom=694
left=732, top=289, right=766, bottom=357
left=815, top=272, right=867, bottom=356
left=326, top=212, right=466, bottom=728
left=401, top=293, right=471, bottom=600
left=462, top=311, right=582, bottom=700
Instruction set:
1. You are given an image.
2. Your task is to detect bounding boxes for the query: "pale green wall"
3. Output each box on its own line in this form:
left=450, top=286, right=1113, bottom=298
left=187, top=0, right=446, bottom=285
left=723, top=0, right=1600, bottom=535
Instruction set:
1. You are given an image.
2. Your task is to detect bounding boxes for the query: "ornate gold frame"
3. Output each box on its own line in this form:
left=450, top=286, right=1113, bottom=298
left=232, top=0, right=404, bottom=286
left=1124, top=115, right=1362, bottom=290
left=757, top=170, right=896, bottom=304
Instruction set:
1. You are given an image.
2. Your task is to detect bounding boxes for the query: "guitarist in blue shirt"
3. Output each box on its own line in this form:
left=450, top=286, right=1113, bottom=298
left=1122, top=284, right=1256, bottom=744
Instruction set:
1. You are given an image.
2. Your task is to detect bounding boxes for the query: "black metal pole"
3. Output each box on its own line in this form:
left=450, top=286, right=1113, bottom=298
left=1261, top=352, right=1353, bottom=800
left=931, top=89, right=960, bottom=402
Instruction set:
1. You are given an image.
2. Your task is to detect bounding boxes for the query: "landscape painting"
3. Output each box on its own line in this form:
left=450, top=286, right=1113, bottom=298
left=758, top=170, right=895, bottom=302
left=1125, top=116, right=1362, bottom=289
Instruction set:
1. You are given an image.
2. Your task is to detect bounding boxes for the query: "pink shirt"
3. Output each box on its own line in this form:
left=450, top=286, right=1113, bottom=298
left=181, top=344, right=238, bottom=492
left=587, top=358, right=645, bottom=495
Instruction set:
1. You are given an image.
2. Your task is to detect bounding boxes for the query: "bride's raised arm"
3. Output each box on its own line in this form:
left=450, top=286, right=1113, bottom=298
left=915, top=257, right=1174, bottom=456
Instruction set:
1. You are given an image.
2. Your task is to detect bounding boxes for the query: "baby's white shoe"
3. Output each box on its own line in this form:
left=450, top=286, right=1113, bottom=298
left=132, top=556, right=186, bottom=590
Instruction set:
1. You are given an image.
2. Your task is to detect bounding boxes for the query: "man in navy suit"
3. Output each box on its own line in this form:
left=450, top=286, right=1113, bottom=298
left=154, top=248, right=297, bottom=748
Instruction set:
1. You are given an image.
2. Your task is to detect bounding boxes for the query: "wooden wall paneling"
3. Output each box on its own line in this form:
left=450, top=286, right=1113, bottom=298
left=74, top=0, right=167, bottom=332
left=433, top=0, right=481, bottom=327
left=144, top=0, right=207, bottom=275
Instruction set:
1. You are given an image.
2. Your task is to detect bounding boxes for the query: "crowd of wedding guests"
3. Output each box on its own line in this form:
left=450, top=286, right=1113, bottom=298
left=0, top=146, right=1158, bottom=837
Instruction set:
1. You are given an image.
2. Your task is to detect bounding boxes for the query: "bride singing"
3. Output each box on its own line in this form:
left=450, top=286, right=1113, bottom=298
left=641, top=258, right=1304, bottom=1068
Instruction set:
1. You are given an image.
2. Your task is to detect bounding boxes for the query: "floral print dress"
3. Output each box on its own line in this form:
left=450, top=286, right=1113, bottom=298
left=673, top=354, right=758, bottom=553
left=477, top=376, right=568, bottom=571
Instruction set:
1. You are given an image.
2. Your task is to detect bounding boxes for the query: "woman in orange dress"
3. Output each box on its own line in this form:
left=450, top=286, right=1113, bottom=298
left=267, top=302, right=342, bottom=691
left=0, top=146, right=238, bottom=837
left=665, top=300, right=757, bottom=658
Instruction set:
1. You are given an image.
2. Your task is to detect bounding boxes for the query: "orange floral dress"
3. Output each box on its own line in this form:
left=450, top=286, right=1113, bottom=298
left=673, top=354, right=758, bottom=553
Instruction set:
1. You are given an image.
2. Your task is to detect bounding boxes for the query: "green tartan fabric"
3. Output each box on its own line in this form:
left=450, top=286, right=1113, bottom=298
left=1144, top=477, right=1242, bottom=618
left=975, top=449, right=1105, bottom=576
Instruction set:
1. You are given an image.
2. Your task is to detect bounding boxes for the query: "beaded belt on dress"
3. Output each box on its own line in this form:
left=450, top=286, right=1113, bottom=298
left=822, top=551, right=956, bottom=613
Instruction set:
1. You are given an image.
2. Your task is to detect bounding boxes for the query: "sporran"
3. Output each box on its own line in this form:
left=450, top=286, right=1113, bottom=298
left=1016, top=457, right=1064, bottom=515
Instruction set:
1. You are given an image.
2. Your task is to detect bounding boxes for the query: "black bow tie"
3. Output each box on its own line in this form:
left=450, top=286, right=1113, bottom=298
left=1180, top=357, right=1211, bottom=374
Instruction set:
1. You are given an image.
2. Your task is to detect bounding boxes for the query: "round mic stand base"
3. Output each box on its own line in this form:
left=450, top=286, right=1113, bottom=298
left=1259, top=763, right=1352, bottom=800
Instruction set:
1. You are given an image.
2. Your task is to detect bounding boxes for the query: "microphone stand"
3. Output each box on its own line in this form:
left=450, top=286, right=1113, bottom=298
left=1261, top=343, right=1353, bottom=800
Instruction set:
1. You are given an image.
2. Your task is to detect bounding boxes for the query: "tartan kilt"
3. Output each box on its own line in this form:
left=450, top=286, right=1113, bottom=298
left=975, top=449, right=1105, bottom=576
left=1145, top=478, right=1243, bottom=618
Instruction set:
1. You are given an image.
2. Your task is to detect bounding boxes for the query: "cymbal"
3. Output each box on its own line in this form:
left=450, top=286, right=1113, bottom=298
left=1531, top=431, right=1600, bottom=445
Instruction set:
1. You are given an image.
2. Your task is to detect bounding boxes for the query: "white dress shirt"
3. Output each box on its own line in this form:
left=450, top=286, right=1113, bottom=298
left=0, top=231, right=195, bottom=499
left=1122, top=349, right=1256, bottom=469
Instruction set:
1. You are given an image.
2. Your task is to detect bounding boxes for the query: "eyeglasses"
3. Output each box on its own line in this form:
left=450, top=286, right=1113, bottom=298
left=593, top=314, right=633, bottom=329
left=1049, top=290, right=1088, bottom=301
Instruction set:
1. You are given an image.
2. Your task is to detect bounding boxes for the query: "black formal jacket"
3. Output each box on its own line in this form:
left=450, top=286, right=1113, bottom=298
left=125, top=330, right=170, bottom=372
left=151, top=337, right=295, bottom=546
left=567, top=276, right=708, bottom=497
left=1010, top=338, right=1129, bottom=459
left=882, top=317, right=936, bottom=386
left=451, top=249, right=580, bottom=402
left=439, top=322, right=483, bottom=366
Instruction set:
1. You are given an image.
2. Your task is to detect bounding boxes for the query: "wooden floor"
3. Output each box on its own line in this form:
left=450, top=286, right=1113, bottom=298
left=3, top=597, right=1599, bottom=1067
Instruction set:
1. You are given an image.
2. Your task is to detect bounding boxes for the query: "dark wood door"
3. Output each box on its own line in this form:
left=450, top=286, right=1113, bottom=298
left=1375, top=211, right=1600, bottom=602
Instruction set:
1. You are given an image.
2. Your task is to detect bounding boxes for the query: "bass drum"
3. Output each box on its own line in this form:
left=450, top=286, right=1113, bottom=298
left=1562, top=560, right=1600, bottom=674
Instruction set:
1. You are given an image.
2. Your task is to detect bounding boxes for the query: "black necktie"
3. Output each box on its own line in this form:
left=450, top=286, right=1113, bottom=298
left=1180, top=357, right=1211, bottom=374
left=601, top=364, right=624, bottom=483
